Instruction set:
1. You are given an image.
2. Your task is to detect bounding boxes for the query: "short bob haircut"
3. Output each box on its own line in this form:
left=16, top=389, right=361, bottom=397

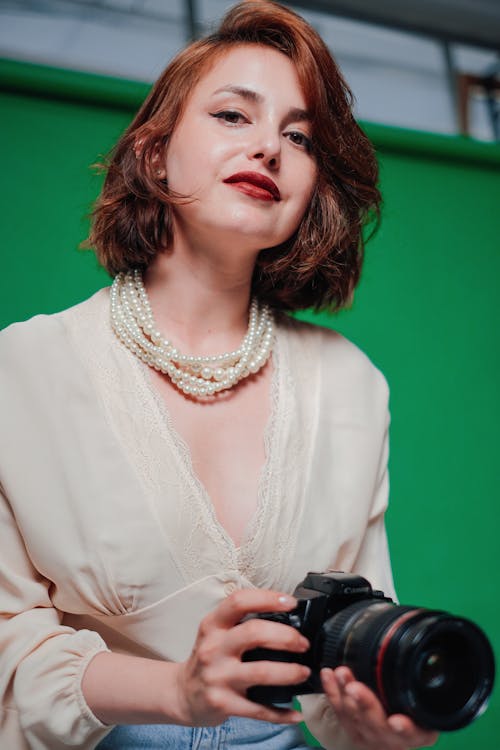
left=88, top=0, right=381, bottom=313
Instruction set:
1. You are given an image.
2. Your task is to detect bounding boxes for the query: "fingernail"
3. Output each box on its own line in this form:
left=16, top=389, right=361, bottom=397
left=345, top=683, right=359, bottom=701
left=278, top=595, right=296, bottom=607
left=391, top=718, right=406, bottom=733
left=320, top=668, right=333, bottom=685
left=299, top=637, right=310, bottom=650
left=336, top=671, right=347, bottom=687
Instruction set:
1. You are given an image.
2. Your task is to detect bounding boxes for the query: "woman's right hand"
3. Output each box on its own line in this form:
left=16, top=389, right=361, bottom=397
left=173, top=588, right=311, bottom=726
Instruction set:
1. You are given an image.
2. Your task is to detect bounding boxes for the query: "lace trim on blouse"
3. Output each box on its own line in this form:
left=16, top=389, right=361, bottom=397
left=66, top=289, right=309, bottom=591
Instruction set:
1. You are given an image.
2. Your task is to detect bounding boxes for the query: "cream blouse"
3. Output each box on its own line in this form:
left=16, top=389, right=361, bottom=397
left=0, top=288, right=395, bottom=750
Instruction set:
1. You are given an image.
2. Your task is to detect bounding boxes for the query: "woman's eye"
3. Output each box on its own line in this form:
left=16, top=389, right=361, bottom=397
left=286, top=131, right=312, bottom=151
left=210, top=110, right=246, bottom=125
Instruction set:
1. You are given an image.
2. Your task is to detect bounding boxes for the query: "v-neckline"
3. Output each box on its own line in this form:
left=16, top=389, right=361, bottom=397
left=133, top=332, right=283, bottom=559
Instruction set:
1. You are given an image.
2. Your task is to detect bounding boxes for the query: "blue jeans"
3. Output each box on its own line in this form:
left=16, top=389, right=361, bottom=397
left=95, top=717, right=319, bottom=749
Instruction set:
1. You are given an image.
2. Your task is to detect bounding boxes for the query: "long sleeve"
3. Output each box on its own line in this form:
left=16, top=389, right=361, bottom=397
left=0, top=487, right=113, bottom=749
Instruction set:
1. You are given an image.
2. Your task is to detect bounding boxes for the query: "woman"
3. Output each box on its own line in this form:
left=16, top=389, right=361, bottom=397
left=0, top=2, right=438, bottom=749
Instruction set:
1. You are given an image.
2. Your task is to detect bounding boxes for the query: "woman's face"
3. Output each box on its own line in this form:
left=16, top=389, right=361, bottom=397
left=163, top=44, right=318, bottom=254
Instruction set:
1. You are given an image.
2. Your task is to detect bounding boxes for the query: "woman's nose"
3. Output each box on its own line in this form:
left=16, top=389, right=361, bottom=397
left=247, top=130, right=281, bottom=170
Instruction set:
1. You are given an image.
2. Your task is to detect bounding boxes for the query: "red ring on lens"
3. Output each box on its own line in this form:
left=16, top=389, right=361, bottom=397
left=375, top=608, right=423, bottom=711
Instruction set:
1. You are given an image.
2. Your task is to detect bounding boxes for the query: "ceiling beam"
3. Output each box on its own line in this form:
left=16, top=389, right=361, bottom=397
left=184, top=0, right=200, bottom=41
left=282, top=0, right=500, bottom=51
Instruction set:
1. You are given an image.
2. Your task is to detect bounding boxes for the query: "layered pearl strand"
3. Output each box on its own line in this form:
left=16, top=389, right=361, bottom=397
left=110, top=269, right=275, bottom=398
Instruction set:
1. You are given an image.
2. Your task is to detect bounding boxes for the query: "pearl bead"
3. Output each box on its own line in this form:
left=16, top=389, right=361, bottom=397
left=110, top=271, right=274, bottom=400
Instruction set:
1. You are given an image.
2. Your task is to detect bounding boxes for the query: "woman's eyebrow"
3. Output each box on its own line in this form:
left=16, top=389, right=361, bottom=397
left=211, top=85, right=310, bottom=123
left=285, top=107, right=311, bottom=124
left=212, top=85, right=263, bottom=102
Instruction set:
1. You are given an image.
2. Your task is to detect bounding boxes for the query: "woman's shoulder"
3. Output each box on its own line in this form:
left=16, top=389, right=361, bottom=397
left=278, top=314, right=389, bottom=400
left=0, top=287, right=110, bottom=363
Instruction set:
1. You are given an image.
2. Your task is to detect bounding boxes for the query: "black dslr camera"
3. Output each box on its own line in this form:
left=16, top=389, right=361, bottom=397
left=243, top=571, right=495, bottom=731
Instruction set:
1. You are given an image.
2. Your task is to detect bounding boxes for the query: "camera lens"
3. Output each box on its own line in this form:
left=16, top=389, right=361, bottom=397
left=414, top=630, right=475, bottom=715
left=419, top=651, right=446, bottom=689
left=321, top=602, right=494, bottom=731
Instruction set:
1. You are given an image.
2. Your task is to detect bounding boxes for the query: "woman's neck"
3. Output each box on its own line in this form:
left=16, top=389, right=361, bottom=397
left=143, top=236, right=259, bottom=356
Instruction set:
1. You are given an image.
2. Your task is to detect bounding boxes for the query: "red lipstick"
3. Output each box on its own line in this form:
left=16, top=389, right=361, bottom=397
left=223, top=172, right=281, bottom=202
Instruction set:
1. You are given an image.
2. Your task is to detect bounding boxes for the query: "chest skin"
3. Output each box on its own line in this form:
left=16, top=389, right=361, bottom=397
left=148, top=360, right=273, bottom=547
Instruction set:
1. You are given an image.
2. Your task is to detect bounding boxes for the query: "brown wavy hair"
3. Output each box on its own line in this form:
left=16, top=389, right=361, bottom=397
left=87, top=0, right=381, bottom=312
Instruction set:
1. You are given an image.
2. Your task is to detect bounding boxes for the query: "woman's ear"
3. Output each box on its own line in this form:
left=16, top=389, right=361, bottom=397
left=134, top=135, right=167, bottom=180
left=152, top=148, right=167, bottom=180
left=153, top=158, right=167, bottom=179
left=133, top=135, right=145, bottom=160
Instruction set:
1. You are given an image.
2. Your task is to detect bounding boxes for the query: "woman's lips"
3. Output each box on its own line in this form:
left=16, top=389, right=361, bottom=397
left=223, top=172, right=281, bottom=202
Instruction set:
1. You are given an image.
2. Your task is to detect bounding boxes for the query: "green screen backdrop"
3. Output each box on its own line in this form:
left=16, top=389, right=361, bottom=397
left=1, top=59, right=499, bottom=749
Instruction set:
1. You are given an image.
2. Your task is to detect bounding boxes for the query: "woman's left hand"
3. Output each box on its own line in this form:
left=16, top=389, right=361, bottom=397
left=321, top=667, right=439, bottom=749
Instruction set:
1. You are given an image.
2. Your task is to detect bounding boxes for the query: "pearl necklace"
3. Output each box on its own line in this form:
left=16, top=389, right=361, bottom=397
left=110, top=269, right=275, bottom=398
